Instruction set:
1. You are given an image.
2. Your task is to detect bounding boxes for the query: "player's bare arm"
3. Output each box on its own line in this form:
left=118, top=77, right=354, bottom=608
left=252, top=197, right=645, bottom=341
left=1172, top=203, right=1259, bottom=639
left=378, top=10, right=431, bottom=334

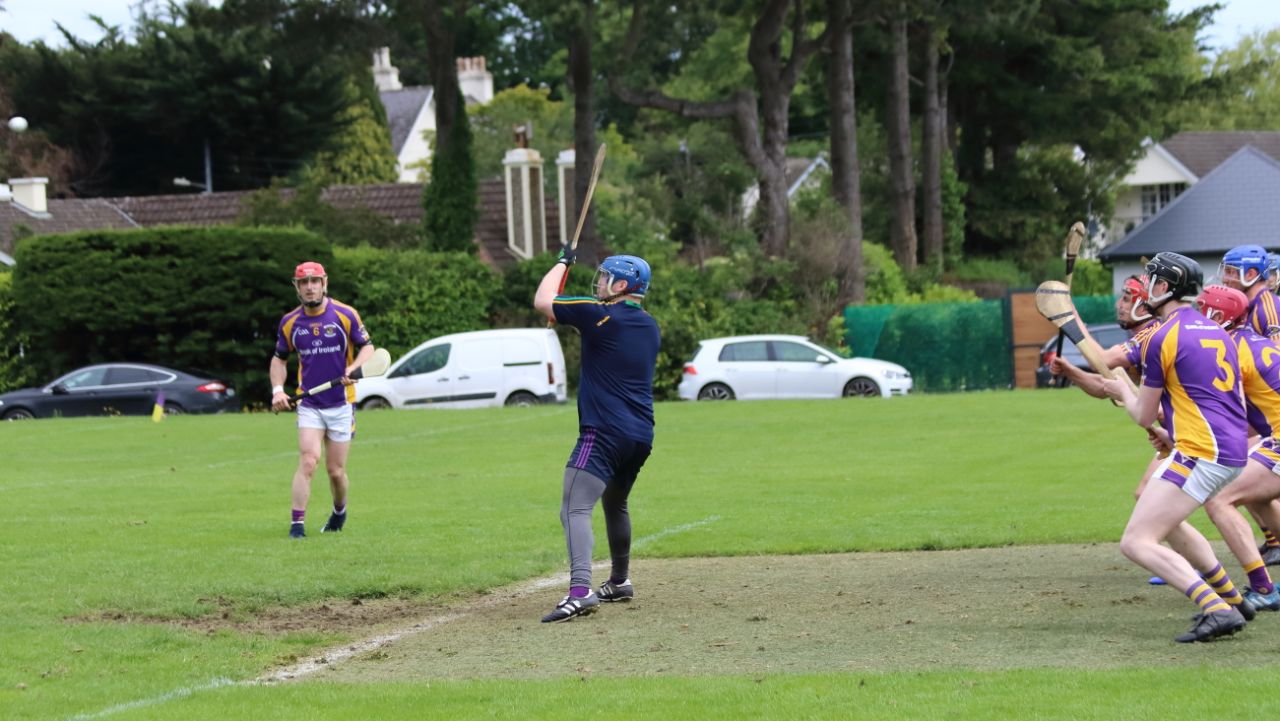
left=269, top=355, right=290, bottom=412
left=534, top=263, right=570, bottom=321
left=1101, top=376, right=1161, bottom=428
left=343, top=343, right=377, bottom=385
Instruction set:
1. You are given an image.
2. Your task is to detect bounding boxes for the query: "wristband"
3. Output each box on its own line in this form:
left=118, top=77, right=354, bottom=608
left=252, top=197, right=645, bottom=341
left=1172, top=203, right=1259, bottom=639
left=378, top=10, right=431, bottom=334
left=272, top=385, right=284, bottom=395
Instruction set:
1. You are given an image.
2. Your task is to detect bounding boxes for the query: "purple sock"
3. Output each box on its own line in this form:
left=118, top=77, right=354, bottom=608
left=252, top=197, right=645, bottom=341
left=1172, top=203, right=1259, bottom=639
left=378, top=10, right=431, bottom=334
left=570, top=586, right=590, bottom=598
left=291, top=509, right=305, bottom=523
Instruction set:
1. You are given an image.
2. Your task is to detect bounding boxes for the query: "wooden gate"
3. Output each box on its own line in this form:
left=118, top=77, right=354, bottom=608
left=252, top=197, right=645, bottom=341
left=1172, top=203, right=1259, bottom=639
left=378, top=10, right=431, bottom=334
left=1007, top=289, right=1057, bottom=389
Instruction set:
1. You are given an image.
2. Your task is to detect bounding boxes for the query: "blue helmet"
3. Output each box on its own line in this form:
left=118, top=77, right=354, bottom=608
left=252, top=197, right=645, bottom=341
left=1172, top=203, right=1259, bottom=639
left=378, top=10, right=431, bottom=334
left=596, top=255, right=651, bottom=297
left=1220, top=244, right=1270, bottom=287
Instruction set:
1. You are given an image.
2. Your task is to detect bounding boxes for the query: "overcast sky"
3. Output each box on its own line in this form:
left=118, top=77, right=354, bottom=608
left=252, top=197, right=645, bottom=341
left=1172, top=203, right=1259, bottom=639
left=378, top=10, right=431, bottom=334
left=1, top=0, right=1277, bottom=50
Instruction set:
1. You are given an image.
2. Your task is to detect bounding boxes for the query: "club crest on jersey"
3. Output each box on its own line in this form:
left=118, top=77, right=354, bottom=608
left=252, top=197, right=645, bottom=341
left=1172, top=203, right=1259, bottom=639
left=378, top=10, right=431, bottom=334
left=323, top=324, right=338, bottom=338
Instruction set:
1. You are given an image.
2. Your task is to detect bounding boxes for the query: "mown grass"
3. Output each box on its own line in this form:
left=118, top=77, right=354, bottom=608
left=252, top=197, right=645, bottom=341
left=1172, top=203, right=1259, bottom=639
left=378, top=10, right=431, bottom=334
left=0, top=391, right=1259, bottom=720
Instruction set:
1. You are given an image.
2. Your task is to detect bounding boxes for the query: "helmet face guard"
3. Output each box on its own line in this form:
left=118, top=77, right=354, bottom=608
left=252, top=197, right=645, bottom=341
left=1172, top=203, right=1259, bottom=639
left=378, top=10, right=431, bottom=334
left=1197, top=284, right=1249, bottom=330
left=1121, top=274, right=1152, bottom=326
left=293, top=261, right=328, bottom=308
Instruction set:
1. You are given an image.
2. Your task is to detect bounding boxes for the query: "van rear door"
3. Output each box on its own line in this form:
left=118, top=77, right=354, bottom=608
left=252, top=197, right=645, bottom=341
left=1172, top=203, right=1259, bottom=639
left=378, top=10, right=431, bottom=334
left=451, top=337, right=505, bottom=408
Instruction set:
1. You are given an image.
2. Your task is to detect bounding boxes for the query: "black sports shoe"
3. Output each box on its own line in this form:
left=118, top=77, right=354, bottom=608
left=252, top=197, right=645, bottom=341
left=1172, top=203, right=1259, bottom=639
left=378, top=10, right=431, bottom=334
left=540, top=593, right=600, bottom=623
left=598, top=579, right=634, bottom=603
left=1176, top=607, right=1246, bottom=643
left=322, top=512, right=346, bottom=533
left=1261, top=545, right=1280, bottom=567
left=289, top=522, right=306, bottom=539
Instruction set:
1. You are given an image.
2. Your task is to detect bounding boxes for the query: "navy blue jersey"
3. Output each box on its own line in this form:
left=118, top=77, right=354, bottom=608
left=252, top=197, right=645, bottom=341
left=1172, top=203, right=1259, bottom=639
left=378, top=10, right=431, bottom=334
left=552, top=296, right=661, bottom=444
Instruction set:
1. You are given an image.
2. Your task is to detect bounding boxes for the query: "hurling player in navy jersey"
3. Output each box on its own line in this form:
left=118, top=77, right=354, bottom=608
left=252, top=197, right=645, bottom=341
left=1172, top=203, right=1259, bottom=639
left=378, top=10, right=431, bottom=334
left=533, top=248, right=661, bottom=623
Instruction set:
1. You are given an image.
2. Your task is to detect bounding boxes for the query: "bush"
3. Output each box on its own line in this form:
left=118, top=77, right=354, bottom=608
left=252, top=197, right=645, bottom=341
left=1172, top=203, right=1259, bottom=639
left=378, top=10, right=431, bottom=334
left=328, top=247, right=501, bottom=361
left=13, top=226, right=331, bottom=405
left=0, top=273, right=35, bottom=393
left=422, top=90, right=479, bottom=252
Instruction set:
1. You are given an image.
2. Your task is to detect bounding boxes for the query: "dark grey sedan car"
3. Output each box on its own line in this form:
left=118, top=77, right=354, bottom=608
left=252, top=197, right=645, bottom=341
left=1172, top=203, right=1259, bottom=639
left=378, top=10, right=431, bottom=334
left=0, top=363, right=239, bottom=420
left=1035, top=323, right=1132, bottom=388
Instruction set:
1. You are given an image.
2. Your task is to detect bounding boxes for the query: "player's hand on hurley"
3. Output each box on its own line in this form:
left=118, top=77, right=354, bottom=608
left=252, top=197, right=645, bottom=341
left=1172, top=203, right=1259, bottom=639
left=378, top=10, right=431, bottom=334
left=556, top=245, right=576, bottom=267
left=271, top=391, right=292, bottom=413
left=1098, top=376, right=1125, bottom=401
left=1048, top=357, right=1070, bottom=376
left=1146, top=427, right=1172, bottom=453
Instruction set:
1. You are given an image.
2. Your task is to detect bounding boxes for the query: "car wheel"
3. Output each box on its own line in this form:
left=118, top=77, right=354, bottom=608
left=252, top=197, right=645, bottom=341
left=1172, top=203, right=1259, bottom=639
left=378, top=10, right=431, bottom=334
left=163, top=402, right=185, bottom=415
left=361, top=396, right=392, bottom=411
left=842, top=377, right=880, bottom=397
left=2, top=407, right=34, bottom=420
left=504, top=391, right=539, bottom=407
left=697, top=383, right=735, bottom=401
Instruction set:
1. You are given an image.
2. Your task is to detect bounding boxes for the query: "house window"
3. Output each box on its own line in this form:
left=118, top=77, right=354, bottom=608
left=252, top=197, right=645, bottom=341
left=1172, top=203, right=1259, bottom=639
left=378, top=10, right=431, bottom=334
left=1140, top=183, right=1187, bottom=220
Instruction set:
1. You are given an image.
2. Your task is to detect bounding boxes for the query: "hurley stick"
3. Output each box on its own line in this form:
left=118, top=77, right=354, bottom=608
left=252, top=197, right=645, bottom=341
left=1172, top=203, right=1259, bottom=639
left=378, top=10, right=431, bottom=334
left=1051, top=222, right=1086, bottom=387
left=548, top=144, right=606, bottom=328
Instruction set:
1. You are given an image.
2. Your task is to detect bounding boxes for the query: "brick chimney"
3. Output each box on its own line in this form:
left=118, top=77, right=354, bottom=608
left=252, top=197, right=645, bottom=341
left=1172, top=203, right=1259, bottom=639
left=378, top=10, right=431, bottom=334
left=10, top=177, right=48, bottom=213
left=457, top=57, right=493, bottom=105
left=372, top=47, right=403, bottom=92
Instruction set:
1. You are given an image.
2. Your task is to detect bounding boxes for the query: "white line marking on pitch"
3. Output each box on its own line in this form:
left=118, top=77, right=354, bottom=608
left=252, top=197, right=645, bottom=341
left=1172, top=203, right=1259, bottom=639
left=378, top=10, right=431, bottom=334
left=65, top=514, right=720, bottom=719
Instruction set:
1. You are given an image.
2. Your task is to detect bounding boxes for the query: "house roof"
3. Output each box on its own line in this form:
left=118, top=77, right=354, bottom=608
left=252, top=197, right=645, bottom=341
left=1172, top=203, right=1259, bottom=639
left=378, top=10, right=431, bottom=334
left=1099, top=146, right=1280, bottom=261
left=379, top=86, right=433, bottom=156
left=3, top=177, right=559, bottom=272
left=1160, top=131, right=1280, bottom=178
left=0, top=198, right=139, bottom=255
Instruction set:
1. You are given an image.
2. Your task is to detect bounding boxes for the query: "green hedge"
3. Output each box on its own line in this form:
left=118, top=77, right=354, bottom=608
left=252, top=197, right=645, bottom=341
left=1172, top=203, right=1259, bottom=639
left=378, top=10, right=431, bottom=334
left=327, top=247, right=500, bottom=360
left=13, top=226, right=331, bottom=405
left=0, top=273, right=36, bottom=393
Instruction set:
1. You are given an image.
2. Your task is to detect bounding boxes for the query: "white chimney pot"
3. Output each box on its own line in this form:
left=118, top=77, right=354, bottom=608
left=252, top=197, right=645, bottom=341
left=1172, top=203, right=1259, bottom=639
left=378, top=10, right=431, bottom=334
left=9, top=177, right=48, bottom=213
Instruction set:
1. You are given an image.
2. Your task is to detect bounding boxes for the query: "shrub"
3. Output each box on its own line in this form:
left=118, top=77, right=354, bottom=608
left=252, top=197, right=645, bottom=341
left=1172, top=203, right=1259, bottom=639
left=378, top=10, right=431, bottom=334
left=0, top=273, right=35, bottom=393
left=13, top=226, right=331, bottom=405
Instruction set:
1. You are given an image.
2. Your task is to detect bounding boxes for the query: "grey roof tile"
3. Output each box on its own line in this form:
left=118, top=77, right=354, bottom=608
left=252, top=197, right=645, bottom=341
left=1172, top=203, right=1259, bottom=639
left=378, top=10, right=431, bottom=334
left=379, top=86, right=433, bottom=155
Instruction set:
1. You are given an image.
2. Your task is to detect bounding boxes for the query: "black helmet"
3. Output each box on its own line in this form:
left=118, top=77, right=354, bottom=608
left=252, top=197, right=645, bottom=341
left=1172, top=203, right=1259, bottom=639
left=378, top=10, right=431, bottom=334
left=1144, top=252, right=1203, bottom=307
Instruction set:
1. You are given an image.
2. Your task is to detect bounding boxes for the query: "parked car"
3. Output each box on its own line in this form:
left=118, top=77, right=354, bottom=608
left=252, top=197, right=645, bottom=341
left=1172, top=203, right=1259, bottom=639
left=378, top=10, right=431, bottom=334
left=1035, top=323, right=1131, bottom=388
left=677, top=334, right=912, bottom=401
left=0, top=363, right=239, bottom=420
left=355, top=328, right=568, bottom=410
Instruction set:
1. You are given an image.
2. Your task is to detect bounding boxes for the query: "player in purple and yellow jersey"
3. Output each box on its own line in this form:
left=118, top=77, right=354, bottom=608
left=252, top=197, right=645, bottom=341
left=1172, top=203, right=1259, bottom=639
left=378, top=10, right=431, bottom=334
left=269, top=261, right=374, bottom=539
left=1101, top=252, right=1251, bottom=642
left=1220, top=244, right=1280, bottom=340
left=1194, top=285, right=1280, bottom=612
left=533, top=247, right=661, bottom=623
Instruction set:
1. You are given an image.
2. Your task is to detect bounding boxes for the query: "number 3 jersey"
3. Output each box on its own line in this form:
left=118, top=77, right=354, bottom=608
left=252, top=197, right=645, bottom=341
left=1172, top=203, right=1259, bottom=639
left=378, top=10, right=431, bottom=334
left=275, top=299, right=371, bottom=409
left=1136, top=305, right=1246, bottom=467
left=1233, top=329, right=1280, bottom=439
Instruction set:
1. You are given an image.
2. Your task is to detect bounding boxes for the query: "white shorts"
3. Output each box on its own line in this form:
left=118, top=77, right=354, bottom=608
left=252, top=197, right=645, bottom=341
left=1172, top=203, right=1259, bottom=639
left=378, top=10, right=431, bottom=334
left=1155, top=451, right=1242, bottom=504
left=297, top=403, right=355, bottom=443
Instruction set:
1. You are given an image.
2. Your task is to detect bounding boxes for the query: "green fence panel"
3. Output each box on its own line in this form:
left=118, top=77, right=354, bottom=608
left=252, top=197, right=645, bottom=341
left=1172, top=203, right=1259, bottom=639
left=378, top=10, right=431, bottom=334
left=845, top=294, right=1118, bottom=393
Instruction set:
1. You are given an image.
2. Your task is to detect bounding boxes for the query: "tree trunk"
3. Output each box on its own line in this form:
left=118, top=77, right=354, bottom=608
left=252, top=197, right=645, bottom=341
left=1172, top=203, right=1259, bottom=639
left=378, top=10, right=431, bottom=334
left=567, top=0, right=602, bottom=265
left=421, top=0, right=463, bottom=158
left=609, top=0, right=828, bottom=260
left=826, top=0, right=864, bottom=304
left=921, top=26, right=943, bottom=276
left=885, top=8, right=918, bottom=272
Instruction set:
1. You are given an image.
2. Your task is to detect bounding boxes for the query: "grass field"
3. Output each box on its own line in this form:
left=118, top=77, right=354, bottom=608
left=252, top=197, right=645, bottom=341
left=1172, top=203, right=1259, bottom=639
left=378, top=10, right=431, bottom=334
left=3, top=391, right=1277, bottom=720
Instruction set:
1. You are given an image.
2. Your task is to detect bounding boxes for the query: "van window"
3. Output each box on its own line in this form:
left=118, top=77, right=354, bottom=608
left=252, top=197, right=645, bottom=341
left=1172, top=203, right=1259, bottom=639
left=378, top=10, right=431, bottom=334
left=502, top=338, right=542, bottom=366
left=396, top=344, right=451, bottom=376
left=455, top=339, right=505, bottom=370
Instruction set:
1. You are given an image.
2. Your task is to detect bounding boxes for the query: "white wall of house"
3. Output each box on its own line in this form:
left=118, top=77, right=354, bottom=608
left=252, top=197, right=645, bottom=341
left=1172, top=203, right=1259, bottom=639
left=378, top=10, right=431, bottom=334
left=1108, top=144, right=1197, bottom=243
left=398, top=99, right=436, bottom=183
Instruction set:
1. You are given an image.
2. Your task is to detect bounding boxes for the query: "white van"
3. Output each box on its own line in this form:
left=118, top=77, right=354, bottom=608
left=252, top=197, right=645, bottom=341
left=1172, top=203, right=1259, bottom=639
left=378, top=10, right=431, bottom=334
left=354, top=329, right=568, bottom=409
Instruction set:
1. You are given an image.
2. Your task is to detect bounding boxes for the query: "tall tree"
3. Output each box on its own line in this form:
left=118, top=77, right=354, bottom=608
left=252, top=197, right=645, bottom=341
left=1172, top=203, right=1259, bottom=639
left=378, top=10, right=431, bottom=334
left=919, top=18, right=948, bottom=275
left=565, top=0, right=602, bottom=264
left=610, top=0, right=829, bottom=258
left=825, top=0, right=865, bottom=304
left=418, top=0, right=478, bottom=251
left=884, top=2, right=917, bottom=271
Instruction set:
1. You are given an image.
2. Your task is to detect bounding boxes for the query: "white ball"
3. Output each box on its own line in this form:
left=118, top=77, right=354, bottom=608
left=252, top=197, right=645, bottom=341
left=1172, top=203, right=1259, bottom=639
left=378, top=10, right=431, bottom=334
left=8, top=116, right=28, bottom=133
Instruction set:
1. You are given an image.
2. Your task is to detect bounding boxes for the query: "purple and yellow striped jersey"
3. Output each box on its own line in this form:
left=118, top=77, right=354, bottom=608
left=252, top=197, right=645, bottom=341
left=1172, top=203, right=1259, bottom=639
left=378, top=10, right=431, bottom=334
left=1235, top=329, right=1280, bottom=438
left=1247, top=289, right=1280, bottom=341
left=275, top=299, right=371, bottom=409
left=1139, top=306, right=1246, bottom=467
left=1122, top=319, right=1163, bottom=371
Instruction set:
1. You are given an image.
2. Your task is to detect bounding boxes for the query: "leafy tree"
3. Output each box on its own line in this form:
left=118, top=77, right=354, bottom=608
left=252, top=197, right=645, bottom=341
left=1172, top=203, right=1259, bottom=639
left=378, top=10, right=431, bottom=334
left=1174, top=28, right=1280, bottom=130
left=295, top=76, right=399, bottom=186
left=422, top=87, right=479, bottom=252
left=238, top=182, right=423, bottom=249
left=468, top=84, right=573, bottom=179
left=1, top=1, right=370, bottom=196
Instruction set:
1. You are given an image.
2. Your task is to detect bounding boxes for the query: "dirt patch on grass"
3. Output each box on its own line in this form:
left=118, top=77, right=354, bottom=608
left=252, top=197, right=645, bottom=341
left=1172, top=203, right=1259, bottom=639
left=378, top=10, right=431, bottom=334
left=70, top=594, right=445, bottom=637
left=315, top=543, right=1280, bottom=681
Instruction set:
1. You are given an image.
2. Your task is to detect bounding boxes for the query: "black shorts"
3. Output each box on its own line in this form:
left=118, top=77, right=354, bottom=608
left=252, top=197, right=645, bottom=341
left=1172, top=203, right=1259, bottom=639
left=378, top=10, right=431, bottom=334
left=566, top=427, right=652, bottom=489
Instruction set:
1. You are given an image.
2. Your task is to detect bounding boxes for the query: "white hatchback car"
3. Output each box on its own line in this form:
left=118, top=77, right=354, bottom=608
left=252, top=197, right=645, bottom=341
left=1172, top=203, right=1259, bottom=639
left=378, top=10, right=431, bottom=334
left=355, top=328, right=568, bottom=409
left=677, top=334, right=912, bottom=401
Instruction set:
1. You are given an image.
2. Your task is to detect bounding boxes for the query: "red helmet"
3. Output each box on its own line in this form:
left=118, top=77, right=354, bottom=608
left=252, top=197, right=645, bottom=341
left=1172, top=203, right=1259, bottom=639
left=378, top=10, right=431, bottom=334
left=294, top=261, right=327, bottom=280
left=1122, top=274, right=1149, bottom=303
left=1197, top=284, right=1248, bottom=330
